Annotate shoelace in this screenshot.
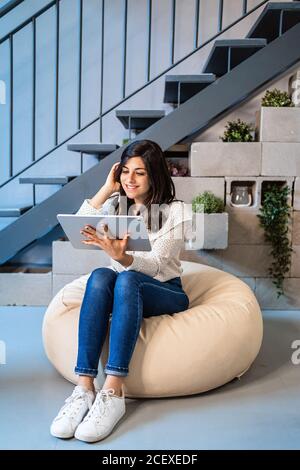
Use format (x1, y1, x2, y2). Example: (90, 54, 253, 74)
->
(84, 388, 116, 424)
(56, 388, 94, 420)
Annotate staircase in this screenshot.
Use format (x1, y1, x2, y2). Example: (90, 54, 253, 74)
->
(1, 1, 300, 293)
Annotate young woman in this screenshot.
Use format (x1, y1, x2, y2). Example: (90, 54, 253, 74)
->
(50, 139, 191, 443)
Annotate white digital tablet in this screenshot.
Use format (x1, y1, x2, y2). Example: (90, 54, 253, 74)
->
(57, 214, 152, 251)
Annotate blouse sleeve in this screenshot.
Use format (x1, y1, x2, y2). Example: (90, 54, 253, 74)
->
(76, 193, 119, 216)
(118, 202, 193, 278)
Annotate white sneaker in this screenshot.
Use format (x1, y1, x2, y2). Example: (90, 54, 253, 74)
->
(50, 385, 95, 439)
(74, 387, 126, 443)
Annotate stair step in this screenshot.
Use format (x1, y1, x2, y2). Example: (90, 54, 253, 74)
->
(163, 74, 216, 105)
(0, 265, 51, 273)
(19, 176, 77, 185)
(203, 38, 267, 76)
(67, 143, 119, 157)
(0, 206, 32, 217)
(247, 2, 300, 43)
(115, 110, 165, 130)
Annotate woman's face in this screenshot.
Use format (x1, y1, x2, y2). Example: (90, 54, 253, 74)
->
(120, 156, 150, 204)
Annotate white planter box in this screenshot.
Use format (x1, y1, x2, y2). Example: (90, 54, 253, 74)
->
(190, 142, 261, 176)
(256, 107, 300, 142)
(185, 212, 228, 250)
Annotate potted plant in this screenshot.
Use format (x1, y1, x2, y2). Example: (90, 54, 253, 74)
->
(257, 183, 293, 297)
(256, 87, 300, 142)
(167, 158, 189, 176)
(261, 88, 294, 107)
(191, 118, 260, 177)
(186, 191, 228, 250)
(220, 118, 254, 142)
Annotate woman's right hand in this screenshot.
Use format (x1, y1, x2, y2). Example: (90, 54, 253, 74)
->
(103, 162, 121, 195)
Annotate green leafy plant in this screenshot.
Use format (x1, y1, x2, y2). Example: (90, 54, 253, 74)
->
(257, 184, 293, 297)
(192, 191, 225, 214)
(261, 88, 294, 107)
(220, 118, 254, 142)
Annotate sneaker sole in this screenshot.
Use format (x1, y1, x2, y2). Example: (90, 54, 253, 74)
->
(74, 411, 126, 443)
(74, 427, 112, 443)
(50, 429, 75, 439)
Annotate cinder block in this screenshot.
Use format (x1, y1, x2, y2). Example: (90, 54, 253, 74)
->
(256, 278, 300, 310)
(293, 178, 300, 210)
(257, 176, 294, 200)
(180, 249, 224, 270)
(185, 213, 228, 250)
(0, 272, 52, 306)
(225, 177, 259, 207)
(221, 244, 273, 277)
(226, 205, 266, 245)
(292, 211, 300, 244)
(226, 177, 294, 209)
(173, 177, 225, 202)
(262, 142, 300, 176)
(182, 244, 286, 278)
(52, 274, 81, 296)
(291, 245, 300, 277)
(53, 241, 111, 275)
(224, 246, 270, 277)
(256, 107, 300, 142)
(190, 142, 261, 176)
(230, 185, 293, 244)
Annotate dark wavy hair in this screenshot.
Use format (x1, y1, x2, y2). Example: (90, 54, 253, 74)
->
(113, 139, 178, 231)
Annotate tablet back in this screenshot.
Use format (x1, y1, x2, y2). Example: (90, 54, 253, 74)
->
(57, 214, 152, 251)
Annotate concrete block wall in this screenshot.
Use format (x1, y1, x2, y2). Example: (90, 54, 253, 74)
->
(52, 241, 111, 296)
(181, 105, 300, 309)
(0, 270, 52, 306)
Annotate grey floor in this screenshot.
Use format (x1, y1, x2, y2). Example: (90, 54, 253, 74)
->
(0, 306, 299, 450)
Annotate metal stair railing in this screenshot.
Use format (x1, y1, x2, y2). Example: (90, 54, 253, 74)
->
(0, 0, 269, 189)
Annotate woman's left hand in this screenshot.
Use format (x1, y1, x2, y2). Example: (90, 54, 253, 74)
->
(80, 224, 130, 261)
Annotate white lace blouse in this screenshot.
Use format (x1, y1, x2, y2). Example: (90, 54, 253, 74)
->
(76, 193, 192, 282)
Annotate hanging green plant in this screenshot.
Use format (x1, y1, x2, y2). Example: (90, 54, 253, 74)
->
(192, 191, 224, 214)
(220, 118, 254, 142)
(261, 88, 294, 107)
(257, 184, 293, 297)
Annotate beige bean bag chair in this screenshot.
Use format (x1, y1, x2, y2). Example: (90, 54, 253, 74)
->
(42, 261, 263, 398)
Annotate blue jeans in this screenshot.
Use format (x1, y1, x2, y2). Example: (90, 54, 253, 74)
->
(75, 268, 189, 378)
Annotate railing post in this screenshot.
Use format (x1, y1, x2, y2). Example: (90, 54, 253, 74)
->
(177, 81, 181, 107)
(170, 0, 176, 64)
(55, 0, 60, 146)
(279, 9, 284, 36)
(227, 46, 232, 73)
(32, 17, 36, 162)
(99, 0, 105, 141)
(122, 0, 128, 99)
(78, 0, 83, 130)
(146, 0, 152, 82)
(33, 184, 36, 206)
(9, 34, 13, 177)
(194, 0, 200, 49)
(218, 0, 224, 32)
